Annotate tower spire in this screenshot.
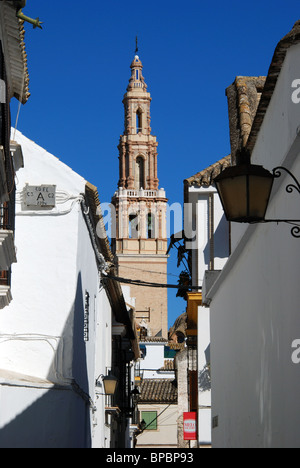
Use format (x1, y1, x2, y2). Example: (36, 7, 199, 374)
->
(135, 36, 139, 55)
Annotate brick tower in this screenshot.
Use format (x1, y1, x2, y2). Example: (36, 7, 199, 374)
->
(112, 54, 168, 338)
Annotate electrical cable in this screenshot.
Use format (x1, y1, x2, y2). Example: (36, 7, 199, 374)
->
(137, 404, 171, 435)
(118, 264, 180, 279)
(104, 273, 202, 291)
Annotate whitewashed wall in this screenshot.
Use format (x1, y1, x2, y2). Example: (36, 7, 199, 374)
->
(0, 130, 112, 448)
(187, 187, 229, 287)
(185, 184, 229, 446)
(140, 341, 173, 379)
(210, 43, 300, 448)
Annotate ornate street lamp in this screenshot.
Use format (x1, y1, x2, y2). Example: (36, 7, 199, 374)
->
(214, 149, 300, 238)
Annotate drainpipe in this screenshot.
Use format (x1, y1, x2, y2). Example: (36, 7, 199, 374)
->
(14, 0, 43, 29)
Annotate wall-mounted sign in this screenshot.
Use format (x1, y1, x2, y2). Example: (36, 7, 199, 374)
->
(183, 412, 197, 441)
(25, 185, 56, 207)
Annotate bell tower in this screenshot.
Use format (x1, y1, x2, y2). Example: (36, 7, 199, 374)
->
(112, 54, 168, 338)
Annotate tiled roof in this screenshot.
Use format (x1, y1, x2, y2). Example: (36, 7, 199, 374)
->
(85, 182, 139, 353)
(169, 312, 187, 336)
(139, 379, 177, 404)
(168, 342, 185, 351)
(85, 182, 114, 264)
(184, 155, 231, 188)
(226, 77, 265, 163)
(139, 337, 168, 343)
(226, 21, 300, 162)
(0, 1, 30, 103)
(159, 360, 175, 371)
(247, 20, 300, 154)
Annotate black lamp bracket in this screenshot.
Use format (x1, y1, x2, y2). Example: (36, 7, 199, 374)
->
(259, 166, 300, 238)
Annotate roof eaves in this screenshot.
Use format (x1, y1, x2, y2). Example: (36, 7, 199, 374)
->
(139, 379, 178, 404)
(184, 155, 231, 189)
(85, 182, 114, 265)
(0, 2, 30, 104)
(246, 20, 300, 154)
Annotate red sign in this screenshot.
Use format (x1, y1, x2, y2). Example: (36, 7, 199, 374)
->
(183, 412, 197, 441)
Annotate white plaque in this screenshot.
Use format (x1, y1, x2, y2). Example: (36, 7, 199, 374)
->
(25, 185, 56, 207)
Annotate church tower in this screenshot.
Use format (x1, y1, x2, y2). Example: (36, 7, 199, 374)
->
(112, 54, 168, 338)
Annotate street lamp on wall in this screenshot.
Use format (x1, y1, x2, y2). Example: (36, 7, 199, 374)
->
(96, 373, 118, 396)
(214, 149, 300, 238)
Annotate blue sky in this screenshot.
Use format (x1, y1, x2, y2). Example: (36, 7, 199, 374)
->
(12, 0, 300, 327)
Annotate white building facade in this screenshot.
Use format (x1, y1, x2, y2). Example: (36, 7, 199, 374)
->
(205, 22, 300, 448)
(0, 1, 30, 308)
(0, 130, 137, 448)
(184, 161, 230, 447)
(136, 338, 178, 448)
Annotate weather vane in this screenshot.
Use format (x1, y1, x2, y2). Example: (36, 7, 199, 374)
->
(135, 36, 139, 55)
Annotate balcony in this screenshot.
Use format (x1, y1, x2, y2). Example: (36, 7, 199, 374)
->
(0, 203, 16, 309)
(0, 270, 12, 308)
(114, 188, 166, 199)
(0, 204, 16, 270)
(0, 145, 8, 203)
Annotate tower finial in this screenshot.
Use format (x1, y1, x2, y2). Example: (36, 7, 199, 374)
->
(135, 36, 139, 55)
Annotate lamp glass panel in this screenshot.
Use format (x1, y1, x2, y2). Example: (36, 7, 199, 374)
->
(103, 377, 118, 395)
(248, 175, 274, 221)
(216, 175, 248, 221)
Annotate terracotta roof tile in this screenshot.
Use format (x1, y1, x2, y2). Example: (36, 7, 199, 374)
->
(159, 360, 175, 371)
(140, 379, 177, 404)
(226, 21, 300, 161)
(139, 337, 168, 343)
(0, 2, 30, 103)
(184, 155, 231, 188)
(226, 77, 266, 163)
(247, 20, 300, 154)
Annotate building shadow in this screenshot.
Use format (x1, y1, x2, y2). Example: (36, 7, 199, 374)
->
(0, 273, 92, 448)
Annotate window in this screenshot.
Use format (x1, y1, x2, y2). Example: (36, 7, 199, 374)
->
(136, 70, 139, 80)
(129, 214, 139, 239)
(140, 344, 147, 358)
(136, 109, 142, 133)
(136, 157, 144, 189)
(141, 411, 158, 431)
(164, 346, 177, 359)
(189, 371, 198, 412)
(147, 213, 155, 238)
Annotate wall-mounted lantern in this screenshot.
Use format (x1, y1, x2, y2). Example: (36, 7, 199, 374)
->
(96, 373, 118, 396)
(214, 149, 300, 238)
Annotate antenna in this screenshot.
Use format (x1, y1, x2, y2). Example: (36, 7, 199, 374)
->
(135, 36, 139, 55)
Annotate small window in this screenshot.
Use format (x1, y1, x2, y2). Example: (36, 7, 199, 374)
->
(136, 70, 139, 80)
(136, 110, 142, 133)
(164, 346, 177, 359)
(147, 213, 155, 238)
(136, 157, 144, 188)
(140, 344, 147, 358)
(141, 411, 158, 431)
(129, 214, 139, 239)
